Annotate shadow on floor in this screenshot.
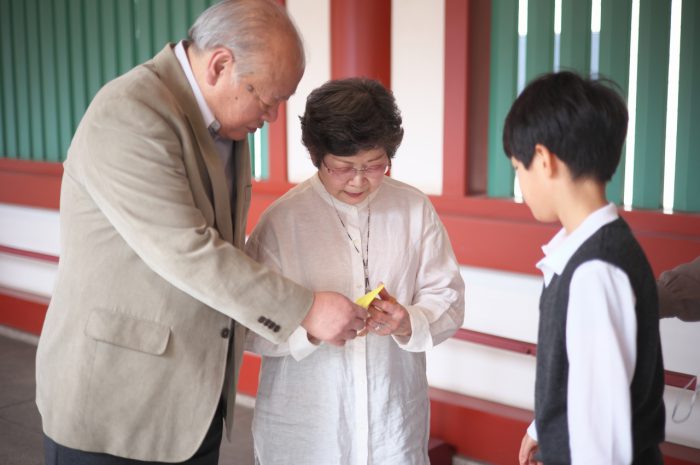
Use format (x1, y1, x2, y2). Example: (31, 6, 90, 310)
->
(0, 331, 254, 465)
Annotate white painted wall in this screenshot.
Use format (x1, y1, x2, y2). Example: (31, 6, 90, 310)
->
(286, 0, 446, 194)
(0, 203, 60, 256)
(427, 263, 700, 448)
(390, 0, 446, 195)
(2, 202, 698, 447)
(459, 266, 541, 343)
(0, 204, 59, 297)
(286, 0, 331, 184)
(424, 266, 542, 410)
(0, 253, 57, 298)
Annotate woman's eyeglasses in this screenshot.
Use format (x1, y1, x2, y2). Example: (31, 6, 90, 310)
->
(322, 159, 391, 181)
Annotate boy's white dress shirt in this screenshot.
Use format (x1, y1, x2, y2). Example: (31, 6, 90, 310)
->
(528, 203, 638, 465)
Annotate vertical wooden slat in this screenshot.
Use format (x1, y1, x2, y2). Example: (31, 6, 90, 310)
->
(84, 0, 102, 102)
(189, 0, 208, 26)
(39, 0, 61, 161)
(26, 0, 45, 159)
(599, 0, 632, 204)
(101, 0, 119, 83)
(68, 0, 88, 132)
(0, 0, 18, 157)
(116, 0, 135, 75)
(134, 0, 154, 64)
(632, 0, 671, 210)
(247, 126, 271, 180)
(559, 0, 591, 74)
(171, 0, 190, 41)
(153, 0, 172, 47)
(247, 133, 256, 176)
(525, 0, 554, 83)
(54, 0, 74, 159)
(260, 123, 270, 180)
(185, 1, 194, 28)
(0, 0, 288, 164)
(467, 0, 492, 195)
(487, 0, 518, 197)
(673, 0, 700, 212)
(13, 0, 31, 158)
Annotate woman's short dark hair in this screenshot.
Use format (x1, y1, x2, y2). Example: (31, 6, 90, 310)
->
(301, 78, 404, 167)
(503, 71, 628, 182)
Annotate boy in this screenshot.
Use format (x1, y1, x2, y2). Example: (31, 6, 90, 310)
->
(504, 71, 665, 465)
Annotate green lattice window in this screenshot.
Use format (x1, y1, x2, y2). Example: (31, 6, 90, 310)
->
(0, 0, 269, 179)
(486, 0, 698, 212)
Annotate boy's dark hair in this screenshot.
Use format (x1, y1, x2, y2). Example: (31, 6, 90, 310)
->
(503, 71, 628, 182)
(301, 77, 404, 167)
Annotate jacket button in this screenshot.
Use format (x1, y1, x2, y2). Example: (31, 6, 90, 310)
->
(273, 325, 280, 333)
(220, 328, 230, 338)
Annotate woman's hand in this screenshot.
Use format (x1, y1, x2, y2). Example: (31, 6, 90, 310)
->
(366, 287, 412, 338)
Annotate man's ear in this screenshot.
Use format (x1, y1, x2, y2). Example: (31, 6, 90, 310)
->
(534, 143, 558, 178)
(205, 48, 234, 86)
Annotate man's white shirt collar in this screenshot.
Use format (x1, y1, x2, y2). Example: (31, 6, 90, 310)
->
(536, 202, 619, 285)
(174, 41, 219, 133)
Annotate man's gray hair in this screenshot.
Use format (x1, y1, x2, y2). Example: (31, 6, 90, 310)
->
(188, 0, 305, 77)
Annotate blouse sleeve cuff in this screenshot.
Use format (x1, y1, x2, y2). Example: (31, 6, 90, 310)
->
(392, 305, 432, 352)
(288, 326, 320, 361)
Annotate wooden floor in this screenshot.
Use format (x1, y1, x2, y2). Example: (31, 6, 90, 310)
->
(0, 330, 255, 465)
(0, 327, 488, 465)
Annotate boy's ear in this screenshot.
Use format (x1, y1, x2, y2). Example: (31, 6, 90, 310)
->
(534, 143, 558, 178)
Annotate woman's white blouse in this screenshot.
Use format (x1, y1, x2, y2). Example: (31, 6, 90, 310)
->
(245, 173, 465, 465)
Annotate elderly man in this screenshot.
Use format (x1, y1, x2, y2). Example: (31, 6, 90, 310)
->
(35, 1, 366, 464)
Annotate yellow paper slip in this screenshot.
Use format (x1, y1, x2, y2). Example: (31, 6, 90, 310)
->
(355, 284, 385, 309)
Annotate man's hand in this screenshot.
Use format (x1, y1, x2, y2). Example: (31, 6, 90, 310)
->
(518, 433, 542, 465)
(301, 292, 367, 346)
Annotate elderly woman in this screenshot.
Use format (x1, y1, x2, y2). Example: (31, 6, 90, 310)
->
(245, 78, 465, 465)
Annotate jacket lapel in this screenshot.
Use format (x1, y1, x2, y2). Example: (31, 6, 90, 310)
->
(151, 44, 234, 243)
(232, 139, 251, 247)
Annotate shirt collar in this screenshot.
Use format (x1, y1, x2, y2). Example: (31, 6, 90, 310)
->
(174, 41, 220, 136)
(536, 202, 619, 285)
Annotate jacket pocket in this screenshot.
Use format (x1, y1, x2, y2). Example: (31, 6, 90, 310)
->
(84, 308, 171, 355)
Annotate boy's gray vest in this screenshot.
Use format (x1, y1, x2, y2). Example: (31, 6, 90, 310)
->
(535, 217, 665, 465)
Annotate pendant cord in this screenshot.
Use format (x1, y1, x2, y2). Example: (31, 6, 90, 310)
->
(330, 196, 371, 293)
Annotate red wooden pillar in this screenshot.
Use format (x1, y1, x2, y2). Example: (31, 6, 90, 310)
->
(442, 0, 491, 198)
(266, 0, 290, 187)
(330, 0, 391, 88)
(442, 0, 470, 198)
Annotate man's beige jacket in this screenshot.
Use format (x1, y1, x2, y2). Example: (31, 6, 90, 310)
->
(35, 44, 313, 462)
